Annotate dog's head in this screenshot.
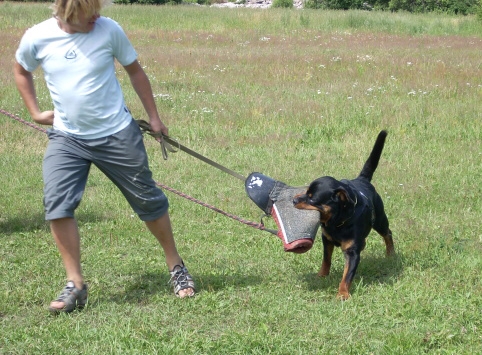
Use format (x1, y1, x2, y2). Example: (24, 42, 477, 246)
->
(293, 176, 357, 226)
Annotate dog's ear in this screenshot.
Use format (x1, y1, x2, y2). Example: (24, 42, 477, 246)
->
(334, 188, 356, 205)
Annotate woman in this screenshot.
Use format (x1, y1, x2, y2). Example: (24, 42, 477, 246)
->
(14, 0, 195, 313)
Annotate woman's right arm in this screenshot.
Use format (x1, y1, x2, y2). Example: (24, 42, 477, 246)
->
(13, 61, 54, 125)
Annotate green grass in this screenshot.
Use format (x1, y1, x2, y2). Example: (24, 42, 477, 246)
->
(1, 2, 482, 354)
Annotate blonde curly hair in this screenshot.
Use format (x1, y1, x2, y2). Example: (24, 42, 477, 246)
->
(52, 0, 112, 24)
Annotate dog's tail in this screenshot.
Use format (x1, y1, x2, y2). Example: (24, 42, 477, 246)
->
(358, 130, 388, 181)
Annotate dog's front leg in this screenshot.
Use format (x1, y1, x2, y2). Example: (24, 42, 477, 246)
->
(318, 234, 334, 277)
(337, 246, 361, 300)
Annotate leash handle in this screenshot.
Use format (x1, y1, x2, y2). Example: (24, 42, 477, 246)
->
(160, 136, 179, 160)
(136, 119, 174, 159)
(136, 119, 246, 181)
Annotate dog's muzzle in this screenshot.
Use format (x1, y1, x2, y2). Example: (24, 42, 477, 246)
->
(245, 172, 320, 253)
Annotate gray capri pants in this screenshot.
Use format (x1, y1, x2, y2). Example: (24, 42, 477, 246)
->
(43, 119, 169, 221)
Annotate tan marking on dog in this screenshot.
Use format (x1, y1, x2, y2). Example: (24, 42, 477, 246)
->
(337, 263, 351, 300)
(318, 242, 334, 277)
(319, 205, 332, 225)
(322, 229, 334, 242)
(341, 239, 355, 251)
(292, 202, 322, 212)
(382, 229, 395, 256)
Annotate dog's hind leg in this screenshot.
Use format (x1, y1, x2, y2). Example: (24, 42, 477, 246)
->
(372, 195, 395, 256)
(373, 216, 395, 256)
(380, 228, 395, 256)
(373, 220, 395, 256)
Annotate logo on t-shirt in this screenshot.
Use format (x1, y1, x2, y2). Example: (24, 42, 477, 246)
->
(65, 49, 77, 59)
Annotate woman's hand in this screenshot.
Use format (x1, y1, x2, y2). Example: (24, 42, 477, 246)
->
(148, 116, 168, 138)
(32, 110, 54, 125)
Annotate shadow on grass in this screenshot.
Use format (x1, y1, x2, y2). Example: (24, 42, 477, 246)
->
(0, 211, 116, 236)
(106, 271, 262, 305)
(0, 212, 48, 235)
(301, 253, 403, 294)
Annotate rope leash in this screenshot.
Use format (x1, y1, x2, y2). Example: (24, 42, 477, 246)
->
(1, 109, 47, 134)
(1, 109, 274, 234)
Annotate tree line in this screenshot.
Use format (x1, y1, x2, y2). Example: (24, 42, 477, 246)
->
(9, 0, 482, 16)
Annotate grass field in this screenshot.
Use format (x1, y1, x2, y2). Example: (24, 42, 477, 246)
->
(1, 2, 481, 354)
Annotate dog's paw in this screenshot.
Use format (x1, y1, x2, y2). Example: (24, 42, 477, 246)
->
(336, 291, 350, 301)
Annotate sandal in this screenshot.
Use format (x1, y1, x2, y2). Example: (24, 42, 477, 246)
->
(48, 281, 88, 314)
(169, 263, 195, 298)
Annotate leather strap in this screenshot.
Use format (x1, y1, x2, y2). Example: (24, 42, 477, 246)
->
(136, 119, 246, 181)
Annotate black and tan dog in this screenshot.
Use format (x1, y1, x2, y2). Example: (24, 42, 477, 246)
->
(293, 130, 395, 300)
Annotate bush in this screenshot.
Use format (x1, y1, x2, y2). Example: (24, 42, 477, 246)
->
(272, 0, 294, 7)
(113, 0, 182, 4)
(305, 0, 478, 12)
(388, 0, 478, 14)
(305, 0, 368, 10)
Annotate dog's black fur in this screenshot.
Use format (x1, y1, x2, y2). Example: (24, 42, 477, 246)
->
(293, 130, 395, 300)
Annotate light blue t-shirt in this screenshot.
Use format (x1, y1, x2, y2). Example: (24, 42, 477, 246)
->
(16, 17, 138, 139)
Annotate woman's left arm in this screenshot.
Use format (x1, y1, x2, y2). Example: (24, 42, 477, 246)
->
(124, 60, 168, 136)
